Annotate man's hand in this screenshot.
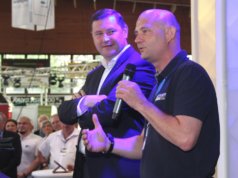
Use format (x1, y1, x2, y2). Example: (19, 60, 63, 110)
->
(82, 114, 110, 153)
(17, 172, 26, 178)
(72, 89, 86, 99)
(116, 80, 147, 111)
(83, 95, 107, 107)
(67, 164, 74, 172)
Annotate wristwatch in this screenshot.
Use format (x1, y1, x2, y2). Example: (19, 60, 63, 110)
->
(105, 133, 114, 154)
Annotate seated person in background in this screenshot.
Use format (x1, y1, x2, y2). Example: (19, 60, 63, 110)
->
(37, 121, 79, 171)
(50, 114, 62, 131)
(5, 119, 18, 133)
(41, 120, 54, 139)
(17, 116, 42, 178)
(34, 114, 49, 137)
(0, 112, 22, 178)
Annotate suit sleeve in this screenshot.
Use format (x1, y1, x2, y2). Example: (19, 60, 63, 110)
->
(58, 66, 103, 125)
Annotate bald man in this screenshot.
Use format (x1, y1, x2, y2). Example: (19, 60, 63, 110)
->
(17, 116, 42, 178)
(82, 9, 220, 178)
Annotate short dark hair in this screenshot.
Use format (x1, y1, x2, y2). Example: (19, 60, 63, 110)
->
(91, 8, 127, 29)
(5, 119, 18, 127)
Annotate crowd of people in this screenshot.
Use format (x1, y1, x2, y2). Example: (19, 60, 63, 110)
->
(0, 112, 79, 178)
(1, 7, 219, 178)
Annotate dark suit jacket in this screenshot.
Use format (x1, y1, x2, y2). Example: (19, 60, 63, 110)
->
(59, 46, 155, 178)
(0, 131, 22, 178)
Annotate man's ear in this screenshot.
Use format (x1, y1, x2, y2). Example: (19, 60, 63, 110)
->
(123, 26, 129, 39)
(165, 26, 176, 43)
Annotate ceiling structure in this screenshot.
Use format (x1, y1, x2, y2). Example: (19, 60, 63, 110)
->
(0, 0, 191, 90)
(113, 0, 190, 12)
(0, 60, 100, 88)
(0, 0, 191, 54)
(55, 0, 190, 9)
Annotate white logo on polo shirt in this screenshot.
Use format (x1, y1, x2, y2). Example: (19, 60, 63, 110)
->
(155, 93, 166, 101)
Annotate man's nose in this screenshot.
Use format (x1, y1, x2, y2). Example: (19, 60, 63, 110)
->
(134, 35, 141, 44)
(103, 33, 110, 41)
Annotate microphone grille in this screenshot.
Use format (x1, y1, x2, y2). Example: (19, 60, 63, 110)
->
(124, 64, 136, 77)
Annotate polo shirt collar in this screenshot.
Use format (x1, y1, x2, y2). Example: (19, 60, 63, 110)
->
(155, 50, 188, 83)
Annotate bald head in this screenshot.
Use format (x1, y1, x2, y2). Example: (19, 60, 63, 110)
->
(18, 116, 33, 124)
(134, 9, 181, 71)
(17, 116, 34, 135)
(138, 9, 180, 35)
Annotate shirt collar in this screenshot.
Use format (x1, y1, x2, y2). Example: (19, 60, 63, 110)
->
(101, 44, 130, 69)
(155, 50, 188, 82)
(58, 128, 79, 140)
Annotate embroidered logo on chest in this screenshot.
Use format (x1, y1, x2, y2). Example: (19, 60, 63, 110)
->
(155, 93, 166, 101)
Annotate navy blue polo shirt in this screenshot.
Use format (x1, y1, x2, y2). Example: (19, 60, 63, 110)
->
(141, 50, 220, 178)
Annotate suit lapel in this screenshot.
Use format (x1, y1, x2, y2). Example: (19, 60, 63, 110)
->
(109, 46, 134, 74)
(93, 66, 105, 93)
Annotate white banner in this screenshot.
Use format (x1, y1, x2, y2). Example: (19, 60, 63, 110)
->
(12, 0, 54, 31)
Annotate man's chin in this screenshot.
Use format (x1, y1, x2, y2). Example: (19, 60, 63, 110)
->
(102, 53, 116, 60)
(141, 55, 154, 64)
(140, 53, 148, 60)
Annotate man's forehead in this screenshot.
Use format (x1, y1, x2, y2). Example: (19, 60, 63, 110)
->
(93, 15, 117, 26)
(18, 119, 30, 124)
(39, 118, 47, 123)
(135, 18, 152, 30)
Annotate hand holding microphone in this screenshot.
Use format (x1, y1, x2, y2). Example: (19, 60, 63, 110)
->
(112, 64, 136, 120)
(112, 64, 149, 120)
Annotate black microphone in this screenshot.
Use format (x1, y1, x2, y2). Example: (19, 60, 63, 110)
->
(112, 64, 136, 120)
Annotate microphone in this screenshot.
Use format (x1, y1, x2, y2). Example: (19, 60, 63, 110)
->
(112, 64, 136, 120)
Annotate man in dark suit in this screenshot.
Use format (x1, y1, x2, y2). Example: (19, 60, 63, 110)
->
(0, 112, 22, 178)
(58, 8, 155, 178)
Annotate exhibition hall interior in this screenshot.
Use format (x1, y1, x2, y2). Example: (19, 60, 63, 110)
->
(1, 0, 191, 129)
(0, 0, 237, 178)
